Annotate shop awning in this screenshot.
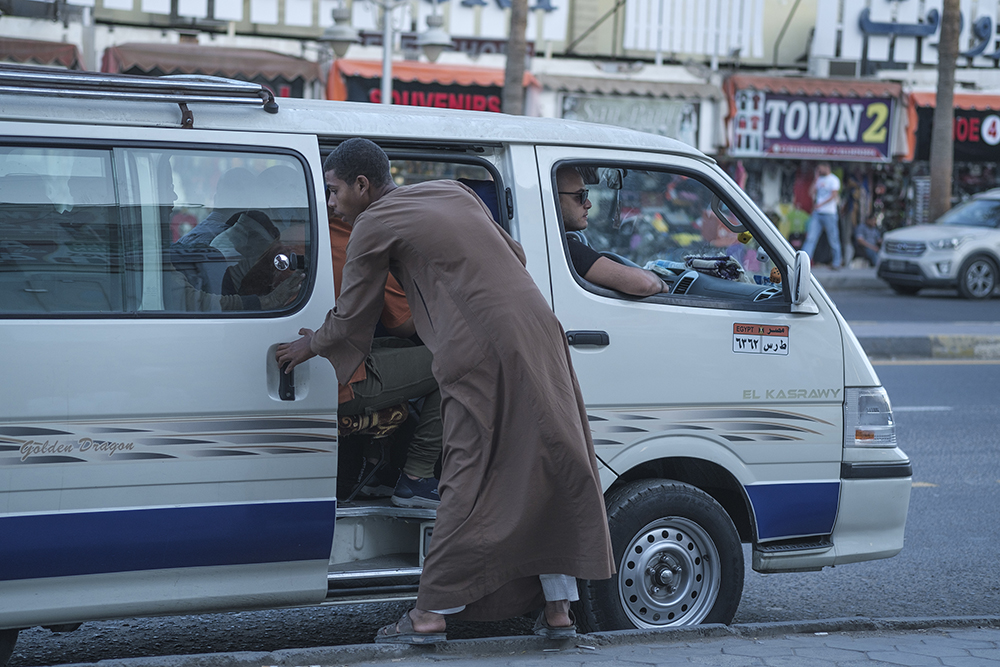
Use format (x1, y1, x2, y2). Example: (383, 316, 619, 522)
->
(905, 90, 1000, 161)
(537, 74, 723, 101)
(725, 74, 903, 100)
(102, 43, 319, 82)
(328, 59, 538, 101)
(0, 37, 82, 70)
(908, 90, 1000, 110)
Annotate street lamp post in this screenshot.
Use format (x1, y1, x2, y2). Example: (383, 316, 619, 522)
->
(320, 0, 452, 106)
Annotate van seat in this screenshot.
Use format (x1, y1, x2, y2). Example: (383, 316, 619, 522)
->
(458, 178, 501, 224)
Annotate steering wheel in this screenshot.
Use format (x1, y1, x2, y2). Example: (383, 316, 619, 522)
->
(599, 251, 641, 268)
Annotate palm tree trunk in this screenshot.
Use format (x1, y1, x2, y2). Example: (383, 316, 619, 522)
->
(502, 0, 529, 115)
(929, 0, 961, 222)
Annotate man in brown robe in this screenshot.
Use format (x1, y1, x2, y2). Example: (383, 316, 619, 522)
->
(276, 138, 613, 642)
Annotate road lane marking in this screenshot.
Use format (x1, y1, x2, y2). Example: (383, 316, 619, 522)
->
(912, 482, 938, 488)
(893, 406, 952, 412)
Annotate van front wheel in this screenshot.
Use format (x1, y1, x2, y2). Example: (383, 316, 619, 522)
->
(0, 629, 18, 667)
(578, 480, 743, 631)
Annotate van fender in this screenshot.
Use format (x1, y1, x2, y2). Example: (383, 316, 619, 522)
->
(603, 433, 754, 490)
(600, 434, 756, 541)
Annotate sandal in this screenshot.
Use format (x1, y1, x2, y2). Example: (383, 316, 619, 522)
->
(533, 609, 577, 639)
(374, 610, 447, 645)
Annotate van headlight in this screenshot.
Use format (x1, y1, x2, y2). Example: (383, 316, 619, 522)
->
(844, 387, 897, 448)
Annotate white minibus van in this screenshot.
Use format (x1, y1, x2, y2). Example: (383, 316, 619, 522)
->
(0, 66, 910, 664)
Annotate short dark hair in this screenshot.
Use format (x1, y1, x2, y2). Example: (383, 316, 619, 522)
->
(323, 138, 391, 188)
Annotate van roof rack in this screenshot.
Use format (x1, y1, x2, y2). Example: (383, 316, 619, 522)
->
(0, 65, 279, 128)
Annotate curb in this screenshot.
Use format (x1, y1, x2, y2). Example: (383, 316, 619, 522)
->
(858, 334, 1000, 359)
(50, 616, 1000, 667)
(812, 270, 887, 291)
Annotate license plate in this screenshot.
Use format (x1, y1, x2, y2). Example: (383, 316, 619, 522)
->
(886, 260, 907, 272)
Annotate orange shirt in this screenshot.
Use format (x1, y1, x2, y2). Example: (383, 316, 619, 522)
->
(330, 213, 412, 403)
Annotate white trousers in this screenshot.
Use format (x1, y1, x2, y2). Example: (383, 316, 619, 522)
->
(429, 574, 578, 614)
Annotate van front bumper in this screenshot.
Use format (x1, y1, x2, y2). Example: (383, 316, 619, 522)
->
(753, 462, 911, 573)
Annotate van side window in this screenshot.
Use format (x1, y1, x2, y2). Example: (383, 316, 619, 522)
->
(0, 146, 312, 316)
(0, 147, 122, 314)
(389, 160, 503, 226)
(555, 165, 785, 307)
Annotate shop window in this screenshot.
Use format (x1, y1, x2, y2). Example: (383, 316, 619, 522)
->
(0, 145, 312, 316)
(555, 164, 785, 307)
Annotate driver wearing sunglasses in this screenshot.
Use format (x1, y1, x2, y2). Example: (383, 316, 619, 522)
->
(557, 167, 669, 297)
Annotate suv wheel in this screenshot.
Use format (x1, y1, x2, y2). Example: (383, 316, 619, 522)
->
(958, 255, 998, 300)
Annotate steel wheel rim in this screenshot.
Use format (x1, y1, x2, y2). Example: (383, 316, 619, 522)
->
(617, 517, 722, 628)
(965, 260, 996, 298)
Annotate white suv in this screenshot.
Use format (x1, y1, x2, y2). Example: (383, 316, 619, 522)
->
(878, 188, 1000, 299)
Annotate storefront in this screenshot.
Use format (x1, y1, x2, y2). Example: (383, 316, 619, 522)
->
(1, 36, 82, 69)
(327, 59, 539, 113)
(102, 43, 321, 98)
(536, 73, 723, 156)
(723, 74, 906, 262)
(906, 91, 1000, 225)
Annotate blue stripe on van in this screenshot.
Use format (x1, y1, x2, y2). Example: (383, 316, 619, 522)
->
(745, 482, 839, 540)
(0, 500, 336, 582)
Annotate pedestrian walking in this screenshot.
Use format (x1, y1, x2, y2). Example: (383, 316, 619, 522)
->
(802, 161, 843, 269)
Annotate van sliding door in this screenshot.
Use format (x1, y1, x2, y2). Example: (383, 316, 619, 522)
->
(0, 132, 340, 629)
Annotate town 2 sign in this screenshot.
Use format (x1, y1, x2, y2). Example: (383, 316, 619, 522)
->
(731, 89, 894, 161)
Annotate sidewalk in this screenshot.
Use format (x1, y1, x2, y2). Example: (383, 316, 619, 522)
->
(60, 617, 1000, 667)
(811, 266, 1000, 359)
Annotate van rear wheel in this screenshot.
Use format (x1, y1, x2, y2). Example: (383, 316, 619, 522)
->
(578, 480, 743, 631)
(0, 629, 18, 667)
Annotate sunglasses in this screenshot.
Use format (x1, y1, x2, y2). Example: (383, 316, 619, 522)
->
(558, 188, 589, 205)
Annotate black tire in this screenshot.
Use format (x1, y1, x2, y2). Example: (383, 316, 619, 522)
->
(958, 255, 998, 300)
(0, 629, 18, 667)
(578, 480, 743, 632)
(889, 283, 921, 295)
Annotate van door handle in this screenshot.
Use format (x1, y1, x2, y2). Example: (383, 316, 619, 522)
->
(279, 363, 295, 401)
(566, 330, 610, 347)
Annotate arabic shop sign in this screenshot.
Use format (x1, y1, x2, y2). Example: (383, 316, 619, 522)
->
(915, 106, 1000, 162)
(730, 89, 894, 161)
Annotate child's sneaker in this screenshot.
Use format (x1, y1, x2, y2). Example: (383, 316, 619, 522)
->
(391, 475, 440, 509)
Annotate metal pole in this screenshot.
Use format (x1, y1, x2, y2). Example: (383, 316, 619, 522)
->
(381, 3, 393, 105)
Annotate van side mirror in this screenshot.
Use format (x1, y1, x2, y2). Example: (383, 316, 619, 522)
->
(788, 250, 811, 306)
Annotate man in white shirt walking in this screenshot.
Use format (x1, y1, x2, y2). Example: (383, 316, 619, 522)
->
(802, 161, 842, 269)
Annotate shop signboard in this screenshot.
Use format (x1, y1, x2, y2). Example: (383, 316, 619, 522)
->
(915, 107, 1000, 162)
(730, 89, 894, 161)
(342, 75, 503, 112)
(561, 95, 699, 147)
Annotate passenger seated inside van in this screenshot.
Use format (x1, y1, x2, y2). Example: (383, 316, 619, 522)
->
(327, 209, 442, 509)
(171, 167, 256, 295)
(160, 160, 303, 312)
(556, 167, 669, 297)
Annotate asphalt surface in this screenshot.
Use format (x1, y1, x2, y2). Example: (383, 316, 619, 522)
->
(813, 266, 1000, 359)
